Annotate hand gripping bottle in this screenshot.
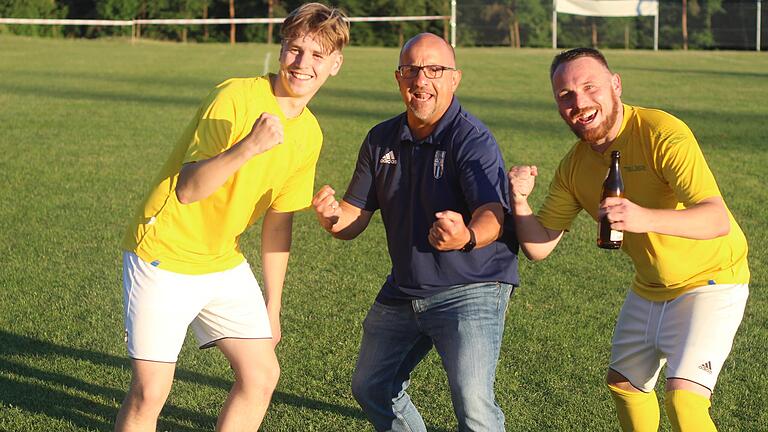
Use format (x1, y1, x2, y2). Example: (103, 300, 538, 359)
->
(597, 150, 624, 249)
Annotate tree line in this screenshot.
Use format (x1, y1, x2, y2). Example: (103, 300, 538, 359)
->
(0, 0, 762, 49)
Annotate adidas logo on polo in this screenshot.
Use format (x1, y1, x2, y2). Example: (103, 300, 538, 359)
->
(379, 151, 397, 165)
(698, 361, 713, 374)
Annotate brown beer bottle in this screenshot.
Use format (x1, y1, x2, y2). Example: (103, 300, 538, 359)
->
(597, 150, 624, 249)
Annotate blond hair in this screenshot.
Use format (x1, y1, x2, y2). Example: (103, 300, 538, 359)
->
(280, 3, 350, 54)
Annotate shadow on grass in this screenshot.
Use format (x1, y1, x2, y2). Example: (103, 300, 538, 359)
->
(0, 329, 384, 430)
(0, 328, 221, 430)
(0, 81, 201, 108)
(620, 65, 768, 79)
(4, 67, 221, 93)
(312, 85, 559, 136)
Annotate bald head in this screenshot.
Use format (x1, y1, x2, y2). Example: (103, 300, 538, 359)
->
(395, 32, 462, 139)
(399, 33, 456, 68)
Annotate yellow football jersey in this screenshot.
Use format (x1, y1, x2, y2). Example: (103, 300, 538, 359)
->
(538, 104, 749, 301)
(122, 76, 322, 274)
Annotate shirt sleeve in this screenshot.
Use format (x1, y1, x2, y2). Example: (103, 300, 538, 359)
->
(343, 132, 379, 211)
(182, 82, 240, 164)
(454, 129, 509, 213)
(270, 133, 323, 213)
(656, 119, 722, 206)
(537, 156, 583, 231)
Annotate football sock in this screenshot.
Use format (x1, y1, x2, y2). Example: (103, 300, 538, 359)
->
(608, 383, 660, 432)
(665, 389, 717, 432)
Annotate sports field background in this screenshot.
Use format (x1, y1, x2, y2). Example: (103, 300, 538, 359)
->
(0, 35, 766, 431)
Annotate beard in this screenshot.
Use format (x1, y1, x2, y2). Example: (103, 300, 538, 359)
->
(406, 86, 437, 122)
(409, 99, 437, 122)
(568, 94, 622, 144)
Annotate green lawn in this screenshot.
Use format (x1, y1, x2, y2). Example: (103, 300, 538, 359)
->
(0, 35, 766, 431)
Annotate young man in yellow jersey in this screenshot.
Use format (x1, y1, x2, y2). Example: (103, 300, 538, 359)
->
(508, 48, 749, 432)
(115, 4, 348, 431)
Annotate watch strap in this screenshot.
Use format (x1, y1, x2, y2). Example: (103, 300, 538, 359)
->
(460, 228, 476, 252)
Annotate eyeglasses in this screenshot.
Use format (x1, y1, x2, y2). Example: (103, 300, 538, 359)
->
(396, 64, 456, 80)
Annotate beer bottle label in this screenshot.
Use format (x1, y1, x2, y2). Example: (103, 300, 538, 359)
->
(610, 229, 623, 242)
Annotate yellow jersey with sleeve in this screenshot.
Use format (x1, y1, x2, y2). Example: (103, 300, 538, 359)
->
(122, 75, 323, 275)
(537, 104, 749, 301)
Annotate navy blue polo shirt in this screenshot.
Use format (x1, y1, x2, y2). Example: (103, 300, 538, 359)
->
(344, 97, 519, 300)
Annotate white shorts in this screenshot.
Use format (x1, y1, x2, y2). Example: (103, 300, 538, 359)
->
(609, 283, 748, 392)
(122, 251, 272, 362)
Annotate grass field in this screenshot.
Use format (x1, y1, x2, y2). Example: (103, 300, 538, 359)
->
(0, 34, 766, 431)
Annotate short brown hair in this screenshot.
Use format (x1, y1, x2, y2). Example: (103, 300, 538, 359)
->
(550, 47, 610, 79)
(280, 3, 350, 54)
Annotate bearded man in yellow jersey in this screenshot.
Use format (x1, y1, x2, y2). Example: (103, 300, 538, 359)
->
(114, 4, 348, 431)
(508, 48, 749, 432)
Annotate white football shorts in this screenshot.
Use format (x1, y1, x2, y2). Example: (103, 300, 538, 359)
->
(609, 283, 748, 392)
(122, 251, 272, 363)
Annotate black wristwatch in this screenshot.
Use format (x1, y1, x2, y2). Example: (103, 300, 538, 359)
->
(460, 228, 477, 253)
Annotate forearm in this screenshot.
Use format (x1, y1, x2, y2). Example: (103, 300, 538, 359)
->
(261, 210, 293, 311)
(511, 199, 562, 261)
(468, 203, 504, 248)
(322, 201, 372, 240)
(262, 252, 289, 312)
(176, 138, 255, 204)
(642, 197, 729, 239)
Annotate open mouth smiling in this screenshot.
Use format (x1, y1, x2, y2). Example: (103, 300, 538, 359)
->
(574, 109, 598, 125)
(412, 91, 434, 102)
(289, 70, 313, 80)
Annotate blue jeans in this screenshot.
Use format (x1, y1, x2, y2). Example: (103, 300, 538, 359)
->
(351, 282, 513, 432)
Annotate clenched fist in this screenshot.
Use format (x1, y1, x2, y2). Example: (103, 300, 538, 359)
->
(507, 165, 538, 202)
(429, 210, 470, 251)
(312, 185, 342, 230)
(244, 112, 284, 157)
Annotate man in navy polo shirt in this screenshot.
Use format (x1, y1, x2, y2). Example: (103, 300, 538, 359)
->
(312, 32, 518, 431)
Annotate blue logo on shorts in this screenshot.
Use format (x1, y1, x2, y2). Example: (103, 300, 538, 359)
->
(150, 260, 161, 267)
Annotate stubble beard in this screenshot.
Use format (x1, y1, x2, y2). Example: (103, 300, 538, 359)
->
(409, 100, 437, 122)
(407, 86, 437, 122)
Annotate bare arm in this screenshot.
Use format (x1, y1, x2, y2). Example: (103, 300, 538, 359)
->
(602, 195, 729, 239)
(176, 113, 284, 204)
(261, 209, 293, 347)
(428, 202, 503, 251)
(508, 165, 564, 261)
(311, 185, 374, 240)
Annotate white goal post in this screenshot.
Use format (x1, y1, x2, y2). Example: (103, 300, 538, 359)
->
(552, 0, 659, 51)
(0, 7, 459, 47)
(759, 0, 763, 51)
